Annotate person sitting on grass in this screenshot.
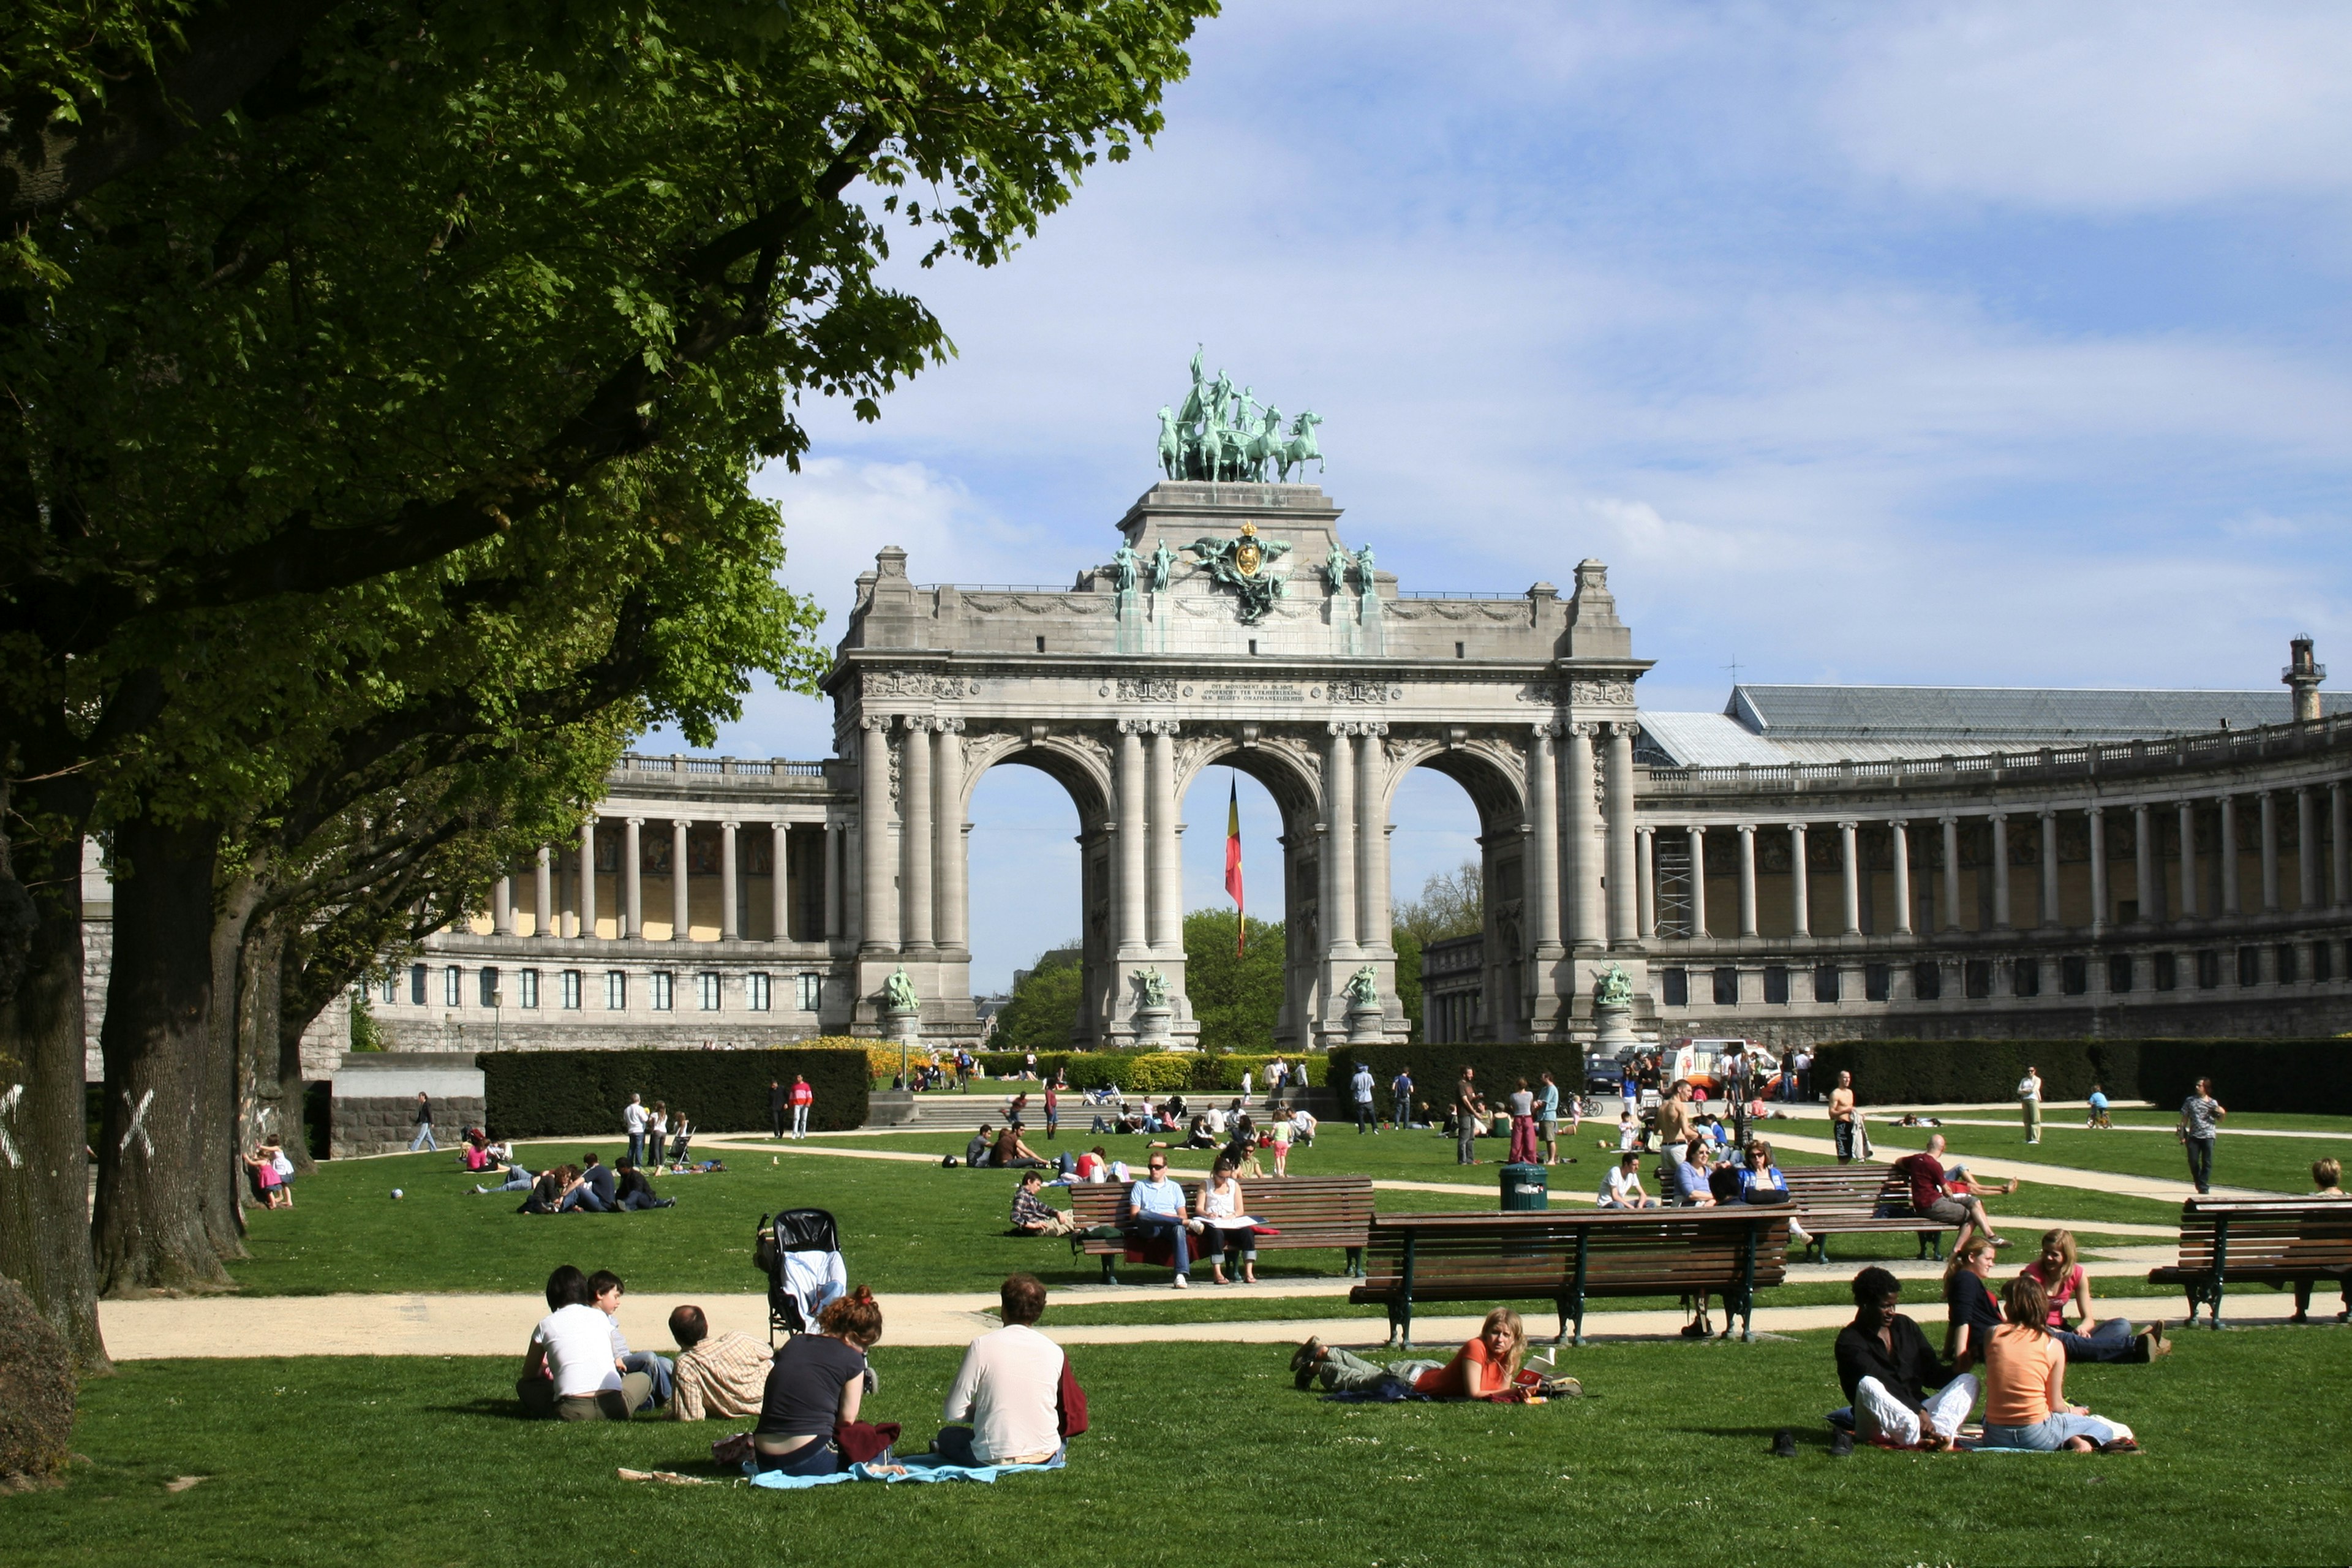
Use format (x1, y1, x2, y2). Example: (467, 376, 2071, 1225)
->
(1977, 1275, 2139, 1453)
(934, 1274, 1082, 1468)
(554, 1153, 616, 1213)
(753, 1286, 885, 1476)
(1073, 1146, 1107, 1183)
(1890, 1134, 2006, 1252)
(1291, 1308, 1576, 1400)
(667, 1304, 772, 1422)
(1942, 1235, 2003, 1373)
(1193, 1158, 1258, 1285)
(518, 1264, 652, 1421)
(2021, 1229, 2165, 1363)
(1833, 1265, 1978, 1452)
(1672, 1140, 1717, 1207)
(1010, 1171, 1077, 1236)
(993, 1121, 1050, 1170)
(591, 1269, 674, 1407)
(2291, 1158, 2350, 1323)
(1221, 1115, 1264, 1178)
(519, 1164, 574, 1213)
(612, 1158, 676, 1211)
(1598, 1152, 1657, 1208)
(1179, 1115, 1219, 1151)
(1123, 1154, 1193, 1289)
(967, 1125, 995, 1169)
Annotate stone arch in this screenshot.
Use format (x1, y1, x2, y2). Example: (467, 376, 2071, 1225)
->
(1379, 732, 1538, 1044)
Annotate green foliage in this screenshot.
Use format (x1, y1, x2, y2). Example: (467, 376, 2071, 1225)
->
(1182, 908, 1284, 1052)
(1391, 925, 1425, 1041)
(1393, 860, 1483, 946)
(990, 948, 1085, 1052)
(1325, 1044, 1585, 1123)
(477, 1047, 868, 1137)
(1813, 1038, 2352, 1115)
(347, 994, 385, 1053)
(973, 1050, 1323, 1092)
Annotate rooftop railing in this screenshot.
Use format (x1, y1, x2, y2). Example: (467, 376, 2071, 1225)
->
(612, 755, 830, 779)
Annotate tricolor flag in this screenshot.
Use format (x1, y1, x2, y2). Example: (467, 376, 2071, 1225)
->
(1224, 775, 1245, 954)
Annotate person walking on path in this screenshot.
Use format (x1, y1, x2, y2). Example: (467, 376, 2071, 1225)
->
(1828, 1072, 1859, 1163)
(2177, 1078, 2225, 1193)
(409, 1091, 439, 1152)
(1455, 1069, 1487, 1166)
(769, 1079, 788, 1140)
(1538, 1071, 1568, 1164)
(1351, 1061, 1376, 1134)
(789, 1075, 814, 1140)
(624, 1093, 647, 1165)
(2018, 1067, 2044, 1144)
(1725, 1044, 1754, 1152)
(1044, 1082, 1060, 1140)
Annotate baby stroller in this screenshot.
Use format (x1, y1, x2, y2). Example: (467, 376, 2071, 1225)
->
(755, 1208, 845, 1346)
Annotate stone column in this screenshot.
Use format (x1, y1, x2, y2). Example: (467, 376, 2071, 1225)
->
(579, 818, 598, 940)
(2177, 801, 2199, 922)
(1890, 819, 1912, 935)
(2219, 794, 2241, 918)
(493, 875, 514, 937)
(1635, 827, 1656, 938)
(1839, 820, 1861, 935)
(2133, 803, 2155, 924)
(900, 717, 934, 951)
(1564, 723, 1601, 949)
(671, 818, 691, 941)
(1150, 723, 1183, 957)
(824, 822, 845, 941)
(2087, 807, 2108, 934)
(624, 818, 643, 938)
(935, 720, 967, 955)
(1735, 823, 1758, 937)
(1605, 722, 1638, 946)
(2259, 790, 2280, 913)
(1687, 826, 1708, 939)
(1940, 815, 1962, 932)
(1116, 722, 1148, 959)
(771, 821, 790, 943)
(1529, 725, 1562, 956)
(533, 846, 553, 939)
(2297, 786, 2320, 910)
(2038, 809, 2060, 929)
(2334, 783, 2349, 908)
(1787, 822, 1810, 937)
(719, 820, 740, 940)
(1989, 813, 2011, 930)
(1324, 723, 1359, 954)
(859, 716, 896, 952)
(1357, 723, 1390, 952)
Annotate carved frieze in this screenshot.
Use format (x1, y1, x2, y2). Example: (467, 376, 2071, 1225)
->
(1571, 677, 1635, 705)
(864, 670, 978, 699)
(1117, 678, 1179, 702)
(1316, 680, 1401, 703)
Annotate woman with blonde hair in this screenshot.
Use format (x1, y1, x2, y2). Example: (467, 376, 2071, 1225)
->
(1294, 1307, 1570, 1398)
(752, 1286, 885, 1475)
(2022, 1229, 2162, 1363)
(1979, 1275, 2138, 1452)
(2292, 1159, 2349, 1322)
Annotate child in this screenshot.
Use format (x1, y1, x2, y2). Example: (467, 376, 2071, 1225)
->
(2086, 1085, 2113, 1130)
(266, 1138, 296, 1206)
(590, 1270, 674, 1407)
(1616, 1112, 1640, 1153)
(244, 1145, 289, 1208)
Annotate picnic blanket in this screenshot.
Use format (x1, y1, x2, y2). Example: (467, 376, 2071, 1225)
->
(747, 1450, 1066, 1489)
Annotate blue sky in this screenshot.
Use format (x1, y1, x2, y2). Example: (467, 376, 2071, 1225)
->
(644, 2, 2352, 991)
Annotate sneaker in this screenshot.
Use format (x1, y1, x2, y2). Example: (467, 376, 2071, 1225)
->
(1829, 1430, 1855, 1457)
(1771, 1428, 1796, 1458)
(1171, 1275, 1189, 1290)
(1289, 1338, 1325, 1376)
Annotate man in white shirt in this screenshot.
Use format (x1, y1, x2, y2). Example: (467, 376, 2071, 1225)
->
(933, 1274, 1078, 1468)
(1123, 1154, 1193, 1287)
(517, 1264, 652, 1420)
(1599, 1153, 1656, 1208)
(2018, 1067, 2044, 1145)
(1351, 1063, 1377, 1134)
(624, 1093, 648, 1166)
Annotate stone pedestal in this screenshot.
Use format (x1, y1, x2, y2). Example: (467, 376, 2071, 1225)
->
(1346, 1005, 1385, 1046)
(884, 1008, 922, 1047)
(1131, 1006, 1174, 1049)
(1594, 1003, 1638, 1050)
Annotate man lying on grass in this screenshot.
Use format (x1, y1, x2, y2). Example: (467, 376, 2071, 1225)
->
(1291, 1310, 1580, 1402)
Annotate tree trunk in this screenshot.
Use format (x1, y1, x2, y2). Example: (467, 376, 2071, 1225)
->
(93, 815, 232, 1297)
(201, 876, 264, 1261)
(233, 909, 293, 1170)
(0, 819, 110, 1369)
(274, 929, 319, 1174)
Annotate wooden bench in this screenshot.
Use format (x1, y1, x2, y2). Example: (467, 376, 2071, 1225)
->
(2148, 1197, 2352, 1327)
(1066, 1175, 1376, 1285)
(1777, 1163, 1946, 1263)
(1348, 1208, 1790, 1346)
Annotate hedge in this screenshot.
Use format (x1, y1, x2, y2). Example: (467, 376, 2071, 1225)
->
(1810, 1038, 2352, 1115)
(1324, 1045, 1586, 1124)
(478, 1048, 870, 1137)
(970, 1051, 1327, 1092)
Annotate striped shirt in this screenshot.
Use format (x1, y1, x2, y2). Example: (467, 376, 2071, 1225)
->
(671, 1331, 772, 1422)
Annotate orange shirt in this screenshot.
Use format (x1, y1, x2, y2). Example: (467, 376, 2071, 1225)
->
(1981, 1324, 2065, 1426)
(1414, 1337, 1507, 1398)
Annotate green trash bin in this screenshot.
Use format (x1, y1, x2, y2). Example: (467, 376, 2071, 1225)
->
(1501, 1162, 1548, 1211)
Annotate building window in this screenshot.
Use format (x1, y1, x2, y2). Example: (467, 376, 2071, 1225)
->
(2195, 950, 2221, 990)
(2315, 943, 2335, 984)
(561, 969, 582, 1010)
(1813, 964, 1839, 1003)
(480, 967, 500, 1008)
(747, 972, 772, 1011)
(1912, 961, 1942, 1001)
(1964, 960, 1991, 1000)
(2061, 956, 2087, 995)
(410, 963, 428, 1005)
(2276, 943, 2299, 984)
(2013, 958, 2040, 997)
(1763, 965, 1790, 1005)
(698, 971, 723, 1011)
(1865, 963, 1890, 1002)
(651, 971, 674, 1011)
(2153, 952, 2177, 992)
(2237, 946, 2260, 987)
(606, 970, 628, 1009)
(519, 969, 540, 1009)
(797, 973, 824, 1012)
(2107, 954, 2133, 993)
(382, 975, 398, 1005)
(445, 966, 464, 1007)
(1711, 967, 1739, 1006)
(1660, 967, 1689, 1008)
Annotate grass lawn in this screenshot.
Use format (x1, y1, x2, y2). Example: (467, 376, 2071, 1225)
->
(17, 1332, 2351, 1566)
(1920, 1122, 2329, 1196)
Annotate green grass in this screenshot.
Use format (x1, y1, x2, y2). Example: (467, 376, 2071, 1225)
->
(1919, 1122, 2328, 1196)
(18, 1333, 2352, 1566)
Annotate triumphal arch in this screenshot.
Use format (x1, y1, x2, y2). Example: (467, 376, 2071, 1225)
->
(826, 358, 1655, 1049)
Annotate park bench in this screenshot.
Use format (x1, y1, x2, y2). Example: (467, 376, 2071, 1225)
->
(2147, 1197, 2352, 1327)
(1066, 1175, 1376, 1284)
(1348, 1208, 1790, 1347)
(1777, 1163, 1945, 1264)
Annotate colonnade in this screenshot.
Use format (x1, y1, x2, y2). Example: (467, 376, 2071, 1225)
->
(489, 813, 837, 943)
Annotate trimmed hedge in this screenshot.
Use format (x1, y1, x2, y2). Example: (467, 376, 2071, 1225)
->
(1324, 1045, 1586, 1123)
(971, 1051, 1327, 1093)
(1811, 1038, 2352, 1116)
(478, 1049, 870, 1137)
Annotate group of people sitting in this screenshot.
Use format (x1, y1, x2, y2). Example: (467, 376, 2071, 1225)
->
(477, 1150, 679, 1212)
(1593, 1137, 1816, 1244)
(518, 1266, 1087, 1477)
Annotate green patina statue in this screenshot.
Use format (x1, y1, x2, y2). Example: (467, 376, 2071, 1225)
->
(1343, 965, 1380, 1008)
(1136, 968, 1170, 1008)
(1187, 520, 1291, 624)
(1595, 963, 1634, 1009)
(1323, 541, 1351, 592)
(1160, 349, 1325, 484)
(1148, 537, 1177, 592)
(1112, 541, 1142, 594)
(884, 968, 918, 1013)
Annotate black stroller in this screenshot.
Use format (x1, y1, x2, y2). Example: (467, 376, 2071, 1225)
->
(755, 1208, 845, 1346)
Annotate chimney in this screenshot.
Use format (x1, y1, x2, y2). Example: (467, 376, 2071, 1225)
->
(2283, 635, 2325, 723)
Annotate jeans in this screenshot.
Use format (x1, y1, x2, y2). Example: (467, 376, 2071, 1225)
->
(1046, 1112, 1058, 1139)
(627, 1132, 644, 1166)
(1854, 1373, 1978, 1447)
(1316, 1345, 1440, 1394)
(484, 1167, 535, 1193)
(755, 1436, 845, 1475)
(1200, 1226, 1256, 1268)
(2052, 1317, 2138, 1363)
(2185, 1136, 2214, 1193)
(1981, 1411, 2130, 1451)
(772, 1108, 786, 1139)
(1125, 1212, 1191, 1276)
(1355, 1102, 1373, 1133)
(559, 1186, 608, 1212)
(409, 1123, 438, 1152)
(622, 1350, 674, 1404)
(792, 1106, 810, 1138)
(1457, 1115, 1477, 1164)
(619, 1190, 666, 1211)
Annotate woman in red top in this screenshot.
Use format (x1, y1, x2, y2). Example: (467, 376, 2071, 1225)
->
(2022, 1229, 2163, 1363)
(1293, 1308, 1570, 1398)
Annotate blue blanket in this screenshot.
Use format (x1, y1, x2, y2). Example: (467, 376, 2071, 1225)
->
(747, 1451, 1066, 1489)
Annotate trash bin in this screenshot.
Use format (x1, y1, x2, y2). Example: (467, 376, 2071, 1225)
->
(1501, 1162, 1548, 1211)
